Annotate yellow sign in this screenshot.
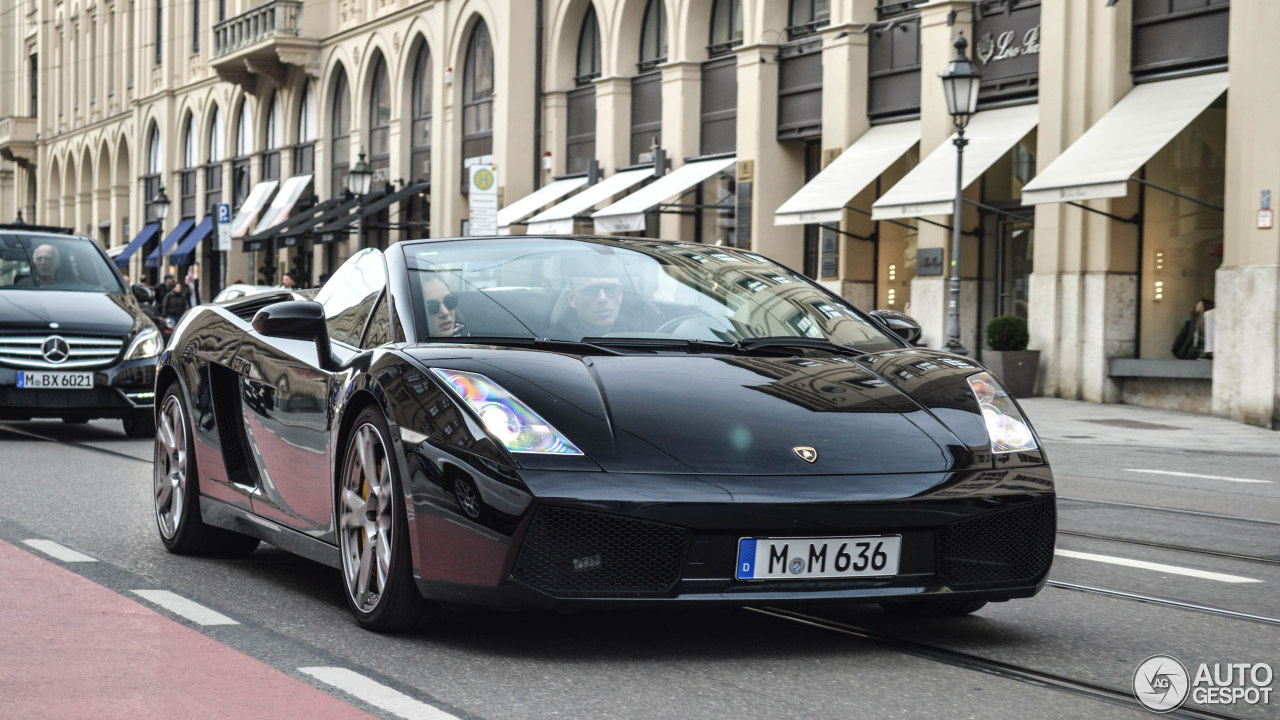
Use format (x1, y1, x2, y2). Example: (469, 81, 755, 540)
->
(473, 167, 496, 191)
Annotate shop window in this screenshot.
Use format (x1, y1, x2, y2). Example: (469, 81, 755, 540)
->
(700, 53, 737, 156)
(462, 20, 495, 175)
(262, 92, 281, 181)
(181, 114, 197, 219)
(1132, 0, 1229, 79)
(331, 67, 351, 196)
(696, 172, 736, 246)
(709, 0, 743, 56)
(568, 9, 600, 175)
(868, 16, 922, 121)
(295, 82, 316, 175)
(639, 0, 668, 71)
(976, 133, 1037, 350)
(778, 39, 823, 141)
(369, 54, 391, 186)
(631, 72, 662, 165)
(787, 0, 830, 39)
(409, 41, 433, 239)
(1139, 108, 1225, 360)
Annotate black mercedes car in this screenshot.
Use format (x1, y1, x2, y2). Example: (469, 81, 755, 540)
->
(0, 225, 160, 436)
(153, 236, 1054, 631)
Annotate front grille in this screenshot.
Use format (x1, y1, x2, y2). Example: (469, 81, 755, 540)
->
(0, 386, 129, 409)
(0, 334, 124, 369)
(938, 499, 1055, 586)
(513, 507, 691, 595)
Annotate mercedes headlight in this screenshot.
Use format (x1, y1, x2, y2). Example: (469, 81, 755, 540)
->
(124, 328, 162, 360)
(432, 369, 583, 455)
(967, 371, 1038, 453)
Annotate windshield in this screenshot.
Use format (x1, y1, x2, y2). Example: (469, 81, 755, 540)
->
(402, 237, 899, 352)
(0, 233, 125, 293)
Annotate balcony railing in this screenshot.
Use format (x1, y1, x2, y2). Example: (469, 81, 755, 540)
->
(213, 1, 303, 58)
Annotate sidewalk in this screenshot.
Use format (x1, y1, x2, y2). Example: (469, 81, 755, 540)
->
(1019, 397, 1280, 456)
(0, 538, 375, 720)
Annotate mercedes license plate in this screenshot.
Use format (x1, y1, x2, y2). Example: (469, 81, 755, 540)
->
(736, 536, 901, 580)
(17, 371, 94, 389)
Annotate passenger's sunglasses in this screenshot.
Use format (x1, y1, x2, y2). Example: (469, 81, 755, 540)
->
(426, 294, 459, 315)
(575, 283, 623, 299)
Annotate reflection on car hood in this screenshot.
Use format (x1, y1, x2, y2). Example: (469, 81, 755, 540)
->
(408, 347, 965, 475)
(0, 289, 137, 335)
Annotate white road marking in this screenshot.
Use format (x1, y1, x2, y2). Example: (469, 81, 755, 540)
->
(22, 539, 97, 563)
(1124, 468, 1271, 484)
(299, 667, 462, 720)
(130, 590, 239, 625)
(1054, 549, 1261, 584)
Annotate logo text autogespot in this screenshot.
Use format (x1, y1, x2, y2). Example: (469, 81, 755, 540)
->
(1133, 655, 1273, 713)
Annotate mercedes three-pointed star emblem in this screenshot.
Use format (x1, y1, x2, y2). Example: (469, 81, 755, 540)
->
(42, 335, 71, 364)
(793, 446, 817, 463)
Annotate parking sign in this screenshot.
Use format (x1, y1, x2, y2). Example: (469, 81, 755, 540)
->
(216, 203, 232, 251)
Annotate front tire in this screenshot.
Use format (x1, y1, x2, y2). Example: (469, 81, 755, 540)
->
(154, 383, 259, 556)
(338, 408, 451, 632)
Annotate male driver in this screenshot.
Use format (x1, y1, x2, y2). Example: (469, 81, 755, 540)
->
(28, 243, 61, 286)
(552, 256, 660, 339)
(422, 273, 468, 337)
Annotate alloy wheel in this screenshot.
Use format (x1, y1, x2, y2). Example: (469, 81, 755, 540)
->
(153, 394, 187, 540)
(339, 423, 394, 614)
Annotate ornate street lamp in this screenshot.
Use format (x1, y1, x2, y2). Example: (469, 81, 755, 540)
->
(153, 184, 172, 222)
(348, 148, 373, 197)
(940, 32, 981, 355)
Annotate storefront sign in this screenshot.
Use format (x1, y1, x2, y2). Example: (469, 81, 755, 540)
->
(975, 26, 1040, 65)
(1258, 209, 1274, 230)
(917, 248, 944, 276)
(973, 0, 1041, 102)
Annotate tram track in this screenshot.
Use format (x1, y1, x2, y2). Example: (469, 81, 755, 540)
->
(1057, 529, 1280, 567)
(751, 606, 1256, 720)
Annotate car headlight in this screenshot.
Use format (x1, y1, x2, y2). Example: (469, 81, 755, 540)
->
(967, 371, 1038, 453)
(124, 328, 162, 360)
(432, 369, 583, 455)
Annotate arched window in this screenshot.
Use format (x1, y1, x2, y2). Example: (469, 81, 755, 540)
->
(295, 82, 316, 174)
(206, 106, 223, 215)
(232, 99, 252, 208)
(331, 66, 351, 196)
(639, 0, 668, 71)
(181, 114, 197, 218)
(709, 0, 744, 55)
(407, 42, 433, 240)
(788, 0, 830, 38)
(148, 125, 162, 175)
(144, 124, 162, 238)
(462, 20, 494, 168)
(262, 91, 282, 180)
(576, 6, 601, 85)
(368, 54, 391, 181)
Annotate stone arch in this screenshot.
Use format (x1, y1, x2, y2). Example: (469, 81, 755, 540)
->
(549, 0, 602, 91)
(46, 156, 62, 226)
(606, 0, 670, 76)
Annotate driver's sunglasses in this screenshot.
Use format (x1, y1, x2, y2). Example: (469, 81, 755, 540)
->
(575, 283, 623, 299)
(426, 294, 459, 315)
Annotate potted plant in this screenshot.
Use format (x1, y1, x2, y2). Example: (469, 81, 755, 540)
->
(983, 315, 1039, 397)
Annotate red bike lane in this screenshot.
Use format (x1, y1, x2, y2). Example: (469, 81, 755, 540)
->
(0, 539, 376, 720)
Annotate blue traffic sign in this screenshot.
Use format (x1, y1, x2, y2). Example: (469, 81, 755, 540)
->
(217, 203, 231, 224)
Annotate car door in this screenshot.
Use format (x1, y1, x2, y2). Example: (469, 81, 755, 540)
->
(236, 249, 387, 538)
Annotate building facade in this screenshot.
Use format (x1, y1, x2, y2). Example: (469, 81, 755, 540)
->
(0, 0, 1275, 429)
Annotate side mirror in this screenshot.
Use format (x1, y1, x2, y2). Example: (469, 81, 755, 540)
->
(132, 283, 155, 305)
(869, 309, 922, 345)
(252, 301, 333, 368)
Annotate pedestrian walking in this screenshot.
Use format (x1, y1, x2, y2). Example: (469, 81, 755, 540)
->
(162, 281, 190, 325)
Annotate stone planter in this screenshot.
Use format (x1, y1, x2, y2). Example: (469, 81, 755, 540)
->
(983, 349, 1041, 397)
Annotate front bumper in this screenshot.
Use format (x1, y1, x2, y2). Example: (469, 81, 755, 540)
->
(408, 459, 1056, 609)
(0, 357, 157, 420)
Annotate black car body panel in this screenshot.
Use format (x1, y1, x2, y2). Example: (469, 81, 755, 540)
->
(158, 238, 1055, 616)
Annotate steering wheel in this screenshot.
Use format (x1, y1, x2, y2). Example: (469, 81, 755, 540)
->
(656, 314, 707, 334)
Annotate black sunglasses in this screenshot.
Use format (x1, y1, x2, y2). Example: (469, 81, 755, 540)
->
(575, 282, 623, 299)
(426, 294, 459, 315)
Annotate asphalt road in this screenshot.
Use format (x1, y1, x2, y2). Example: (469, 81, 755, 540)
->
(0, 399, 1277, 720)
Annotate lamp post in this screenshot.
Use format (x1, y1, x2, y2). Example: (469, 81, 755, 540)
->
(348, 148, 373, 250)
(940, 32, 981, 356)
(153, 184, 171, 222)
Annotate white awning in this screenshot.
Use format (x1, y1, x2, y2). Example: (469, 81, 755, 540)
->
(872, 104, 1039, 220)
(230, 180, 279, 239)
(497, 176, 590, 234)
(254, 174, 313, 233)
(775, 121, 920, 226)
(592, 157, 737, 234)
(1020, 72, 1227, 205)
(526, 168, 655, 235)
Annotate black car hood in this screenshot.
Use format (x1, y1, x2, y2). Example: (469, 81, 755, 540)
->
(407, 347, 970, 475)
(0, 289, 138, 335)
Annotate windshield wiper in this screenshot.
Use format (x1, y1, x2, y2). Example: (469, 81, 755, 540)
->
(731, 336, 867, 357)
(579, 336, 737, 354)
(420, 335, 625, 356)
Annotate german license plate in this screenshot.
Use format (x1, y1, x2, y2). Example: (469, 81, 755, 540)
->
(17, 371, 94, 389)
(736, 536, 901, 580)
